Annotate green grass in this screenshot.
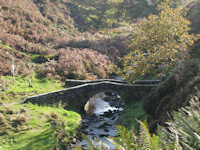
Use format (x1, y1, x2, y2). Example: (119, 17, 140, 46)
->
(0, 74, 82, 149)
(117, 100, 148, 133)
(22, 52, 43, 63)
(0, 103, 81, 150)
(1, 75, 66, 103)
(0, 43, 12, 50)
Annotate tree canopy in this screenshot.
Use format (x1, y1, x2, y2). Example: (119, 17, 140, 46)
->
(119, 0, 198, 82)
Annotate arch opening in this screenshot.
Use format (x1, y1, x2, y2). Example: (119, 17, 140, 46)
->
(84, 92, 123, 115)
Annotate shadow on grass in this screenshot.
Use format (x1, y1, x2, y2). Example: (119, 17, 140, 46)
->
(16, 128, 57, 150)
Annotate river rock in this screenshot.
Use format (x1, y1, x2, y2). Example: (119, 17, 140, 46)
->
(99, 134, 109, 137)
(20, 109, 26, 113)
(104, 129, 109, 132)
(103, 110, 113, 117)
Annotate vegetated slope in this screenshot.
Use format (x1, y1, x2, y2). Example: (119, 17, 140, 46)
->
(0, 0, 75, 77)
(143, 60, 200, 133)
(141, 0, 200, 134)
(0, 0, 131, 80)
(0, 103, 81, 150)
(0, 0, 76, 54)
(67, 0, 160, 32)
(185, 0, 200, 34)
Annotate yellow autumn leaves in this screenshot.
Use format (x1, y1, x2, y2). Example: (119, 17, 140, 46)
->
(119, 0, 198, 82)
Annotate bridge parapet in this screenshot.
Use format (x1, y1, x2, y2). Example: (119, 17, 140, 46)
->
(65, 79, 161, 86)
(65, 79, 127, 86)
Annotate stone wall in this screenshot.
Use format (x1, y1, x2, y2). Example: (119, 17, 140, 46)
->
(65, 79, 161, 86)
(25, 79, 160, 112)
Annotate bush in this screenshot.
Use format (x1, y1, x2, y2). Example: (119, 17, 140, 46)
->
(143, 60, 200, 133)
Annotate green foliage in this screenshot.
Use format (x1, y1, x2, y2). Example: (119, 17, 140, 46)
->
(185, 0, 200, 34)
(85, 121, 159, 149)
(143, 59, 200, 133)
(0, 103, 81, 150)
(69, 0, 125, 31)
(1, 75, 65, 103)
(158, 95, 200, 149)
(117, 100, 148, 131)
(0, 44, 12, 50)
(86, 94, 200, 150)
(115, 0, 159, 22)
(114, 125, 138, 150)
(119, 0, 198, 82)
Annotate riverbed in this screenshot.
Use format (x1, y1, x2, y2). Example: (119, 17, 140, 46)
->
(80, 92, 124, 149)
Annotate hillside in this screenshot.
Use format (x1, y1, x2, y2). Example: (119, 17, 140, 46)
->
(1, 0, 200, 149)
(0, 0, 136, 80)
(1, 0, 199, 80)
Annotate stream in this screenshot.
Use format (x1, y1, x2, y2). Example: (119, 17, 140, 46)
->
(79, 92, 124, 149)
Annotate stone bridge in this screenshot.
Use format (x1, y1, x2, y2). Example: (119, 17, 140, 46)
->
(25, 79, 160, 113)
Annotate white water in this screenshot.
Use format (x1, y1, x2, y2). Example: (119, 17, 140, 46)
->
(92, 98, 123, 115)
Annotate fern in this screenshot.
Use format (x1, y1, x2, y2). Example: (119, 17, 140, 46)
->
(112, 120, 162, 150)
(113, 125, 138, 150)
(85, 94, 200, 150)
(158, 96, 200, 149)
(138, 120, 162, 150)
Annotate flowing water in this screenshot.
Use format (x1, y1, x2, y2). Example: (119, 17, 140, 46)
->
(80, 92, 124, 149)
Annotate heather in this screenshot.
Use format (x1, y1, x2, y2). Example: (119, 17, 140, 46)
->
(39, 47, 112, 79)
(0, 0, 134, 80)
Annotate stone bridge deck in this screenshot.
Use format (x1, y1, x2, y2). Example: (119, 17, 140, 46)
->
(25, 79, 160, 112)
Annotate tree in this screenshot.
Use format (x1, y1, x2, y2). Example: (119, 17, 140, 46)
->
(71, 0, 119, 30)
(119, 0, 198, 82)
(115, 0, 159, 22)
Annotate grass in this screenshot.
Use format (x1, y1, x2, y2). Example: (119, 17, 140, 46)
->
(0, 103, 81, 150)
(24, 52, 41, 63)
(116, 100, 148, 133)
(0, 44, 12, 50)
(1, 75, 66, 104)
(0, 74, 82, 149)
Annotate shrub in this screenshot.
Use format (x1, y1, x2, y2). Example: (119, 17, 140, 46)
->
(143, 60, 200, 133)
(38, 47, 112, 80)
